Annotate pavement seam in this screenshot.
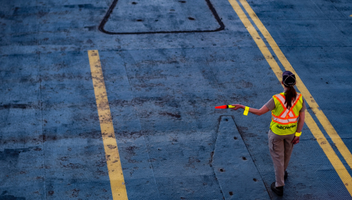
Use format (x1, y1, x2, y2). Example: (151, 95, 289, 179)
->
(98, 0, 225, 34)
(120, 51, 162, 199)
(209, 115, 230, 200)
(232, 116, 274, 199)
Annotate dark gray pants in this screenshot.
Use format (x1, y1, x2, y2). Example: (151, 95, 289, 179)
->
(268, 129, 295, 187)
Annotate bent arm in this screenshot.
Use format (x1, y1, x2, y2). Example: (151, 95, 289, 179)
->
(292, 110, 305, 145)
(231, 104, 270, 116)
(296, 110, 305, 133)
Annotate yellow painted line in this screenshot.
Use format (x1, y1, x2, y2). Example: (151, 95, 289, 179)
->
(228, 0, 352, 195)
(239, 0, 352, 171)
(88, 50, 128, 200)
(305, 111, 352, 190)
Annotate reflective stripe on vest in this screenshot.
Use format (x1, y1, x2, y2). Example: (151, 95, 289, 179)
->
(270, 93, 303, 135)
(272, 93, 301, 125)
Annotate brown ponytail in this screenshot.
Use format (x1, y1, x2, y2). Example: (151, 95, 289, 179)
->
(285, 86, 297, 109)
(282, 71, 297, 109)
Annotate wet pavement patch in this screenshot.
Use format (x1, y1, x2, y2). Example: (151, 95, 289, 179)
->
(0, 194, 25, 200)
(99, 0, 224, 34)
(0, 104, 33, 110)
(0, 148, 34, 163)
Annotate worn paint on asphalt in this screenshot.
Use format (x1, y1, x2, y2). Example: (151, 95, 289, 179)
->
(1, 0, 352, 199)
(88, 50, 128, 200)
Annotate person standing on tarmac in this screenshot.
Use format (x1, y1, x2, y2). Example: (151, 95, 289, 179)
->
(231, 71, 306, 196)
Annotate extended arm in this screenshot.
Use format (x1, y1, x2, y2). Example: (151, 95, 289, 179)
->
(231, 104, 270, 116)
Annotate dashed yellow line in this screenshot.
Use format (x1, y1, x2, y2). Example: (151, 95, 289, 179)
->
(88, 50, 128, 200)
(229, 0, 352, 195)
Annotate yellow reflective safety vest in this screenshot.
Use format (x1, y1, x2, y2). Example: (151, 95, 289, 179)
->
(270, 93, 303, 135)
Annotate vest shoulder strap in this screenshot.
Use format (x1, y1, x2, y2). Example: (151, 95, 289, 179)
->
(272, 93, 302, 119)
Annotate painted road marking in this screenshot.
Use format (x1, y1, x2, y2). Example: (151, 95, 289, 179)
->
(228, 0, 352, 195)
(239, 0, 352, 171)
(88, 50, 128, 200)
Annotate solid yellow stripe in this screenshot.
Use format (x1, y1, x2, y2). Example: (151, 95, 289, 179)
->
(228, 0, 352, 195)
(239, 0, 352, 170)
(88, 50, 128, 200)
(228, 0, 283, 81)
(305, 111, 352, 191)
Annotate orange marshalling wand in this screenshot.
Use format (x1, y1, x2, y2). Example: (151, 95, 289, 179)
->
(215, 105, 236, 109)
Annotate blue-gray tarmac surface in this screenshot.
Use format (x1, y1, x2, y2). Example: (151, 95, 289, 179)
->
(1, 0, 352, 199)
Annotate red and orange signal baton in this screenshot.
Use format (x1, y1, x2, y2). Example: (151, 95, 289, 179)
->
(215, 105, 249, 116)
(215, 105, 236, 109)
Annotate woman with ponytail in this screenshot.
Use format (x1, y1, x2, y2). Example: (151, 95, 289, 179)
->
(231, 71, 306, 196)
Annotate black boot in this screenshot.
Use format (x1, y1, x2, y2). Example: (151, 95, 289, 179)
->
(271, 182, 283, 196)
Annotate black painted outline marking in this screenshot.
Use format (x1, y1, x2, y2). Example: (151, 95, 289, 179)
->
(99, 0, 225, 34)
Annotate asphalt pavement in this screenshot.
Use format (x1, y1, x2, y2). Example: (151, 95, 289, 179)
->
(0, 0, 351, 199)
